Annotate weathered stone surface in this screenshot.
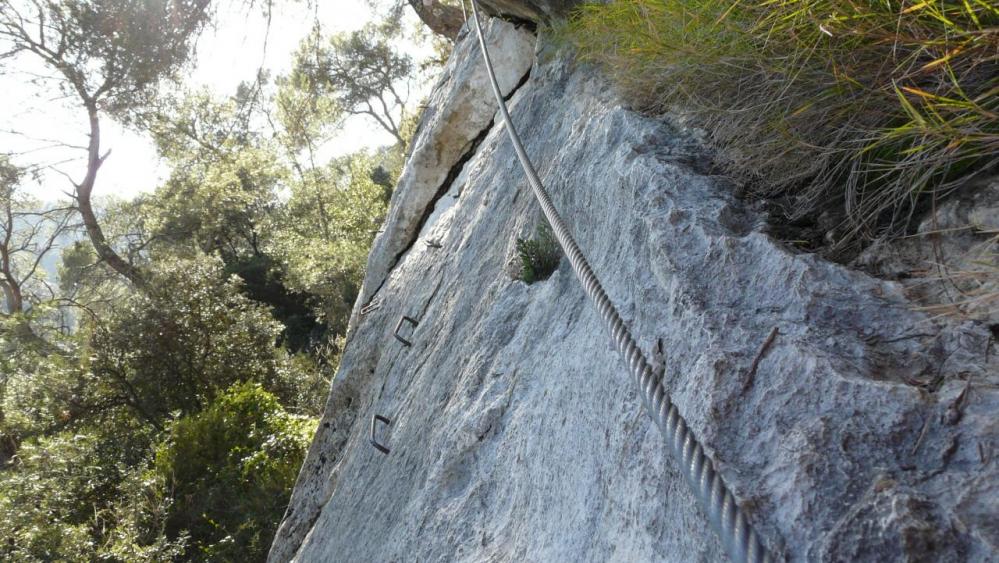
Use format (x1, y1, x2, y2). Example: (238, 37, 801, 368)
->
(478, 0, 583, 21)
(271, 20, 998, 563)
(854, 179, 999, 326)
(269, 20, 534, 563)
(346, 18, 535, 334)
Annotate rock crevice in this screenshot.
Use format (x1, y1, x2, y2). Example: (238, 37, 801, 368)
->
(348, 19, 536, 331)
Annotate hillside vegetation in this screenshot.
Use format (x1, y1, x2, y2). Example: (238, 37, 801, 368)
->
(0, 1, 448, 560)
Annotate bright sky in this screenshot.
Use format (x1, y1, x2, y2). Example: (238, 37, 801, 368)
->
(0, 0, 431, 202)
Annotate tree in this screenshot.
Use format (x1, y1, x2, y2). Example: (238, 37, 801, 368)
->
(152, 382, 314, 561)
(144, 88, 333, 351)
(0, 157, 77, 362)
(145, 87, 288, 265)
(0, 0, 214, 287)
(0, 5, 406, 561)
(0, 157, 75, 316)
(0, 431, 130, 560)
(289, 25, 414, 146)
(56, 197, 153, 323)
(0, 412, 186, 560)
(85, 256, 304, 425)
(265, 152, 387, 337)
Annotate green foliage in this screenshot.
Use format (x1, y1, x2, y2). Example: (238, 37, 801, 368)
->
(1, 256, 323, 561)
(266, 153, 387, 335)
(275, 50, 343, 152)
(59, 240, 98, 295)
(516, 224, 561, 284)
(145, 86, 391, 350)
(0, 425, 182, 561)
(144, 88, 335, 351)
(1, 6, 416, 562)
(222, 253, 327, 352)
(289, 23, 414, 144)
(150, 87, 258, 164)
(87, 256, 312, 422)
(101, 468, 189, 562)
(144, 88, 286, 275)
(0, 332, 84, 446)
(0, 155, 74, 316)
(0, 432, 109, 560)
(152, 382, 315, 562)
(0, 154, 19, 189)
(150, 138, 283, 261)
(563, 0, 998, 245)
(165, 144, 281, 255)
(0, 0, 213, 117)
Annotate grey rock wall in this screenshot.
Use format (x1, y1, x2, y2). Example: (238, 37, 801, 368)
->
(270, 18, 999, 563)
(347, 18, 536, 333)
(478, 0, 582, 21)
(854, 179, 999, 327)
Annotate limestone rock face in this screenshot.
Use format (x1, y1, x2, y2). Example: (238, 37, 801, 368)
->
(347, 18, 535, 333)
(854, 179, 999, 326)
(269, 18, 999, 563)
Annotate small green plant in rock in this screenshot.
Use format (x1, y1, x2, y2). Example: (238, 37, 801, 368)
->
(516, 224, 562, 284)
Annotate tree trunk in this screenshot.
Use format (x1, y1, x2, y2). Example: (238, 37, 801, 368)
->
(0, 235, 21, 315)
(77, 103, 146, 289)
(0, 280, 17, 314)
(0, 191, 19, 314)
(407, 0, 465, 40)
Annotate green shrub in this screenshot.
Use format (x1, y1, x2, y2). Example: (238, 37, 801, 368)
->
(88, 256, 323, 423)
(0, 426, 182, 562)
(516, 224, 562, 283)
(0, 432, 106, 561)
(153, 382, 316, 562)
(101, 467, 189, 562)
(563, 0, 998, 246)
(0, 335, 84, 449)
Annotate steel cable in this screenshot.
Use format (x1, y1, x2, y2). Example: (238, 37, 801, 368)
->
(468, 3, 776, 561)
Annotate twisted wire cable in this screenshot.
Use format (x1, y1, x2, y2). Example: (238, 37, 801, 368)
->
(468, 3, 776, 561)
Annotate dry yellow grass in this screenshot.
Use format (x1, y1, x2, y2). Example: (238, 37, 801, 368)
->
(562, 0, 998, 248)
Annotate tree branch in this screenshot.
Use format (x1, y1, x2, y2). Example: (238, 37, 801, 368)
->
(75, 103, 146, 288)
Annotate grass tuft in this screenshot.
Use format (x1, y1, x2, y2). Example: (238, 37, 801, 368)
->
(516, 224, 562, 284)
(562, 0, 999, 248)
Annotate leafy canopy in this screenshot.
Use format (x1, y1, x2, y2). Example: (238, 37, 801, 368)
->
(153, 382, 315, 562)
(0, 0, 213, 115)
(87, 256, 308, 424)
(289, 24, 414, 144)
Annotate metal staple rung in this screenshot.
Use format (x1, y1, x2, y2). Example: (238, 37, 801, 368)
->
(393, 315, 419, 347)
(370, 414, 392, 455)
(469, 3, 777, 562)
